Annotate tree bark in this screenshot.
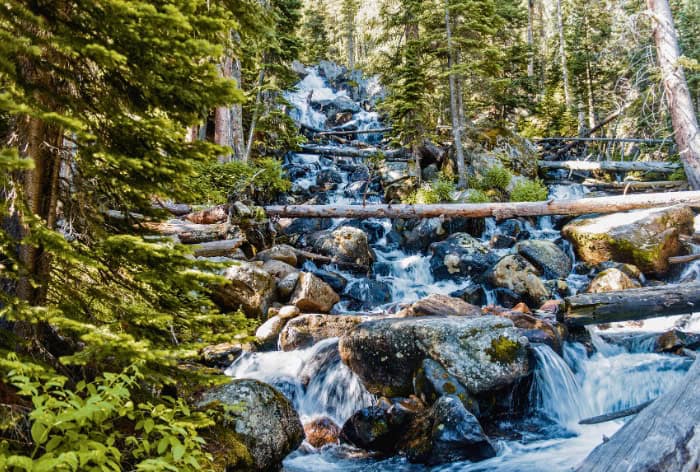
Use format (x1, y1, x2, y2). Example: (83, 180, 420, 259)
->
(538, 159, 679, 173)
(556, 0, 572, 108)
(265, 190, 700, 219)
(445, 1, 467, 188)
(143, 221, 229, 244)
(185, 204, 229, 224)
(299, 144, 408, 159)
(560, 283, 700, 327)
(215, 56, 234, 163)
(191, 239, 245, 257)
(243, 67, 266, 163)
(230, 55, 246, 162)
(527, 0, 535, 78)
(648, 0, 700, 190)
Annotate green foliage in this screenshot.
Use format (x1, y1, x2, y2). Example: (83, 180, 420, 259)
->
(509, 179, 548, 202)
(404, 175, 455, 204)
(481, 166, 512, 191)
(301, 1, 331, 63)
(465, 189, 491, 203)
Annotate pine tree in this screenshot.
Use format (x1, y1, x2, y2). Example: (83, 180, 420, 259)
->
(301, 1, 332, 63)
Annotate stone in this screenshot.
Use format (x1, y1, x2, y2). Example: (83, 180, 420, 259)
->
(280, 314, 365, 351)
(587, 268, 642, 293)
(255, 315, 287, 349)
(262, 259, 298, 280)
(307, 226, 374, 268)
(277, 272, 300, 300)
(516, 240, 572, 279)
(414, 359, 479, 415)
(486, 306, 565, 354)
(450, 285, 487, 306)
(429, 233, 498, 280)
(344, 279, 392, 310)
(304, 417, 341, 448)
(199, 379, 303, 472)
(562, 205, 694, 275)
(280, 217, 333, 240)
(339, 316, 530, 397)
(539, 299, 563, 314)
(410, 294, 481, 317)
(340, 406, 396, 453)
(486, 255, 550, 307)
(256, 244, 298, 267)
(215, 261, 277, 318)
(290, 272, 340, 313)
(278, 305, 301, 320)
(200, 342, 243, 369)
(311, 269, 348, 293)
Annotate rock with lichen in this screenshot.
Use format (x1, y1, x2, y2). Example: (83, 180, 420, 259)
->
(429, 233, 498, 280)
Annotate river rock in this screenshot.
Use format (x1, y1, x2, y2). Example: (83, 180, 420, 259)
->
(430, 233, 498, 280)
(277, 272, 300, 300)
(256, 244, 298, 267)
(562, 205, 694, 275)
(199, 379, 303, 472)
(255, 315, 287, 349)
(586, 268, 641, 293)
(516, 240, 572, 279)
(339, 316, 530, 397)
(262, 259, 298, 280)
(340, 406, 397, 453)
(304, 417, 341, 448)
(307, 226, 374, 268)
(290, 272, 340, 313)
(450, 285, 487, 306)
(414, 359, 479, 414)
(200, 342, 243, 368)
(409, 294, 481, 318)
(486, 255, 549, 307)
(311, 269, 348, 293)
(215, 261, 277, 318)
(280, 314, 365, 351)
(344, 279, 392, 310)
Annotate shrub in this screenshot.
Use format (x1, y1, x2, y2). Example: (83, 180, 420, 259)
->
(404, 176, 455, 204)
(510, 179, 548, 202)
(481, 166, 512, 191)
(466, 189, 491, 203)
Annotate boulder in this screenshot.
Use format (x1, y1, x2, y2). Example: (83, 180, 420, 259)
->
(200, 342, 244, 369)
(562, 205, 694, 275)
(280, 314, 365, 351)
(339, 316, 530, 397)
(278, 305, 301, 320)
(280, 217, 333, 240)
(256, 244, 298, 267)
(450, 285, 487, 307)
(290, 272, 340, 313)
(307, 226, 374, 268)
(586, 268, 641, 293)
(486, 255, 549, 307)
(414, 359, 479, 414)
(304, 417, 341, 448)
(311, 269, 348, 293)
(262, 259, 298, 280)
(340, 406, 397, 453)
(409, 294, 481, 318)
(516, 240, 572, 279)
(199, 379, 303, 472)
(430, 233, 498, 280)
(394, 218, 482, 252)
(344, 279, 392, 310)
(215, 261, 277, 318)
(256, 315, 287, 349)
(277, 272, 300, 300)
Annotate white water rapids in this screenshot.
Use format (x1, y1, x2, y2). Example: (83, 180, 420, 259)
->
(227, 66, 700, 471)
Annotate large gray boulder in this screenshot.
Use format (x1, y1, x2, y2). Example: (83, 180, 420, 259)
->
(199, 379, 303, 471)
(290, 272, 340, 313)
(562, 205, 694, 275)
(339, 316, 530, 397)
(215, 261, 277, 318)
(516, 240, 572, 279)
(430, 233, 499, 280)
(307, 226, 374, 268)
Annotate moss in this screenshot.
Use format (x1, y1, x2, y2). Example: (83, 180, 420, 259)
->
(482, 166, 512, 191)
(486, 336, 520, 364)
(203, 425, 255, 472)
(509, 179, 548, 202)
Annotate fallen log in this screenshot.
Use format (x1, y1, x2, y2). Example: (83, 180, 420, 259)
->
(152, 200, 192, 216)
(578, 400, 654, 425)
(316, 127, 392, 136)
(265, 190, 700, 219)
(538, 160, 680, 173)
(185, 204, 229, 224)
(191, 239, 245, 257)
(293, 248, 370, 272)
(299, 144, 407, 160)
(582, 179, 688, 191)
(576, 358, 700, 471)
(142, 220, 228, 244)
(560, 283, 700, 327)
(538, 137, 671, 145)
(668, 253, 700, 265)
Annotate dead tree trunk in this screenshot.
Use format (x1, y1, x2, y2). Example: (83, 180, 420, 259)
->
(299, 144, 407, 159)
(560, 283, 700, 327)
(445, 1, 467, 188)
(648, 0, 700, 190)
(556, 0, 572, 109)
(539, 160, 679, 173)
(215, 55, 234, 162)
(527, 0, 535, 78)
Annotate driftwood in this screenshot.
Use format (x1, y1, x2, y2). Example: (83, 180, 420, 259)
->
(185, 204, 229, 224)
(669, 253, 700, 265)
(560, 283, 700, 327)
(265, 190, 700, 219)
(538, 137, 671, 145)
(577, 358, 700, 471)
(299, 144, 407, 160)
(578, 400, 654, 425)
(142, 220, 228, 244)
(293, 248, 370, 272)
(538, 160, 679, 173)
(581, 179, 688, 191)
(191, 239, 245, 257)
(316, 128, 392, 136)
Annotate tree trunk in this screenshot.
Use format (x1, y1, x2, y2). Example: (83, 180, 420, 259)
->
(215, 56, 234, 163)
(556, 0, 572, 108)
(538, 159, 679, 173)
(243, 67, 266, 163)
(527, 0, 535, 78)
(299, 144, 407, 159)
(648, 0, 700, 190)
(265, 190, 700, 219)
(191, 238, 245, 257)
(445, 1, 467, 188)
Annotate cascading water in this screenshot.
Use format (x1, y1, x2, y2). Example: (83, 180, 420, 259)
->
(226, 64, 700, 471)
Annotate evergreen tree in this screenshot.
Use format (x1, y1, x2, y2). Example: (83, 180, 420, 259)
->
(301, 1, 332, 63)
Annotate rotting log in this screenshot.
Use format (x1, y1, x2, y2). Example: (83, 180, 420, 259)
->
(316, 128, 392, 136)
(669, 253, 700, 265)
(538, 160, 679, 173)
(560, 283, 700, 327)
(578, 400, 654, 425)
(265, 190, 700, 220)
(576, 358, 700, 471)
(299, 144, 407, 160)
(185, 204, 229, 224)
(581, 179, 688, 191)
(191, 239, 244, 257)
(293, 248, 370, 272)
(142, 220, 228, 244)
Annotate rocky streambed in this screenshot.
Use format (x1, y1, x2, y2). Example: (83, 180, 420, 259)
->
(197, 63, 700, 471)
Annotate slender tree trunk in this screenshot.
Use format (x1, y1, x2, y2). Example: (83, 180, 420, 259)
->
(556, 0, 572, 108)
(527, 0, 535, 78)
(648, 0, 700, 189)
(445, 2, 467, 188)
(230, 55, 246, 161)
(244, 67, 266, 163)
(584, 14, 596, 130)
(215, 56, 234, 162)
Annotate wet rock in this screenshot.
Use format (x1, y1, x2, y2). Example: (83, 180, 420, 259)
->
(278, 305, 301, 320)
(490, 233, 517, 249)
(199, 379, 303, 472)
(307, 226, 374, 267)
(596, 261, 644, 282)
(374, 262, 392, 277)
(586, 268, 641, 293)
(562, 205, 694, 275)
(290, 272, 340, 313)
(422, 164, 440, 181)
(394, 218, 482, 252)
(277, 272, 300, 300)
(492, 288, 522, 309)
(404, 395, 496, 465)
(256, 244, 298, 267)
(215, 261, 277, 318)
(317, 168, 344, 186)
(414, 359, 479, 414)
(200, 342, 243, 369)
(279, 314, 365, 351)
(430, 233, 498, 280)
(539, 299, 563, 314)
(318, 60, 345, 82)
(344, 279, 392, 310)
(409, 294, 481, 317)
(486, 306, 565, 354)
(280, 217, 333, 240)
(486, 255, 549, 307)
(496, 219, 531, 241)
(256, 315, 287, 349)
(340, 406, 395, 452)
(343, 181, 368, 197)
(340, 219, 386, 244)
(512, 302, 531, 314)
(339, 316, 530, 397)
(291, 60, 308, 78)
(450, 285, 487, 306)
(312, 269, 348, 293)
(262, 259, 298, 280)
(304, 417, 341, 448)
(348, 165, 371, 182)
(655, 329, 700, 353)
(516, 240, 572, 279)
